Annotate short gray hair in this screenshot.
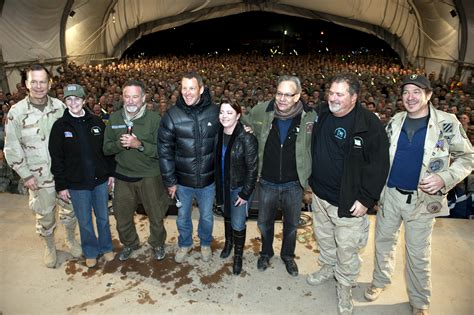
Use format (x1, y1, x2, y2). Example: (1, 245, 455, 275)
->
(277, 75, 302, 93)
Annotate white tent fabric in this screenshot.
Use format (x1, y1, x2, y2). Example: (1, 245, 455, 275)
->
(0, 0, 471, 91)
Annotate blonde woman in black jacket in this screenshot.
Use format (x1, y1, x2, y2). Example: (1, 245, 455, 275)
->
(215, 99, 258, 275)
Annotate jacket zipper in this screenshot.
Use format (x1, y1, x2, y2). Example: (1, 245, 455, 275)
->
(193, 112, 201, 184)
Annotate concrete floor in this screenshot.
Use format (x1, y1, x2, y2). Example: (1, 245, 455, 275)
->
(0, 192, 472, 315)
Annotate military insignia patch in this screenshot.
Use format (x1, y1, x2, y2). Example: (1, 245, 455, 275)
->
(444, 134, 454, 144)
(435, 139, 444, 150)
(442, 123, 453, 133)
(426, 202, 442, 213)
(428, 158, 444, 173)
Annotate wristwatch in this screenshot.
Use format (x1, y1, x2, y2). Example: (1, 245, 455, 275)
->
(137, 143, 145, 152)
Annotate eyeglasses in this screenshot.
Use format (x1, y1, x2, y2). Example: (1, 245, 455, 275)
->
(276, 92, 297, 100)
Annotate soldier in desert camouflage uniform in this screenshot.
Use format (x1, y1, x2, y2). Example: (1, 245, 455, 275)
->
(4, 64, 82, 268)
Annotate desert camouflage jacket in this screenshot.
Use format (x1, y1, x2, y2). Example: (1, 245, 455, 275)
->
(382, 105, 473, 217)
(4, 96, 65, 188)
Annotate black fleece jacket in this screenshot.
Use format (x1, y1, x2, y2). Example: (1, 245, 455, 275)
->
(310, 103, 390, 217)
(49, 110, 113, 191)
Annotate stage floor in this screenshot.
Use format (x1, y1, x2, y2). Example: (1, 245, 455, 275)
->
(0, 192, 472, 314)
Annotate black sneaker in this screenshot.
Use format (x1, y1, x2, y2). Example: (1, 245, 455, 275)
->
(153, 246, 166, 261)
(257, 256, 270, 271)
(283, 259, 299, 277)
(118, 244, 140, 261)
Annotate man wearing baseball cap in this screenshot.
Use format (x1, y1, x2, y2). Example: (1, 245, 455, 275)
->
(365, 74, 473, 314)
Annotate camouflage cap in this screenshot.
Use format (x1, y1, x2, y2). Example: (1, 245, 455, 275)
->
(64, 84, 85, 99)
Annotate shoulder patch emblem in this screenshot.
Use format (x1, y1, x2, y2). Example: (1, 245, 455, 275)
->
(442, 123, 453, 133)
(443, 134, 454, 144)
(428, 158, 444, 173)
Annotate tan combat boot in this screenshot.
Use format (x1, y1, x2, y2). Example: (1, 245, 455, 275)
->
(42, 234, 57, 268)
(65, 223, 82, 258)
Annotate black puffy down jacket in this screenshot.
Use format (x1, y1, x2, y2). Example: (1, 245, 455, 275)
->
(158, 88, 219, 188)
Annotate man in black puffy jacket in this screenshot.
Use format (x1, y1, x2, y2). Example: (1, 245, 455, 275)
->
(158, 72, 219, 263)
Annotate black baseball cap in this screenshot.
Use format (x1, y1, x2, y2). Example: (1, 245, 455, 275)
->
(401, 74, 432, 90)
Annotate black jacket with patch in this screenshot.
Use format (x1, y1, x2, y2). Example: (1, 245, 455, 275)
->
(49, 110, 113, 191)
(310, 103, 390, 217)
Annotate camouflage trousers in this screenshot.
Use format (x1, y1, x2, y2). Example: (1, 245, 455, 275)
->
(28, 186, 77, 236)
(311, 193, 370, 287)
(372, 187, 435, 309)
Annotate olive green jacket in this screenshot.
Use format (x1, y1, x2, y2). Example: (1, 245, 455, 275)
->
(242, 100, 317, 188)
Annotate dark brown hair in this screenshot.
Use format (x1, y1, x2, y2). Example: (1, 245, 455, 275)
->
(27, 64, 51, 81)
(220, 98, 241, 115)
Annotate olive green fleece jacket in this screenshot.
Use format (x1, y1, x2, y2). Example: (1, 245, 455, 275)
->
(103, 109, 161, 178)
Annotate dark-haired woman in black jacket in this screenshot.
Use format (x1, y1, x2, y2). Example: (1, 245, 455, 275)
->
(215, 99, 258, 275)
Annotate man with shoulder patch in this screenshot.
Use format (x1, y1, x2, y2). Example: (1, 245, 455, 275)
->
(4, 64, 82, 268)
(365, 74, 473, 315)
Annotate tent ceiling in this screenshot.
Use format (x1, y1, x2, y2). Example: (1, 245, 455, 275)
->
(0, 0, 472, 88)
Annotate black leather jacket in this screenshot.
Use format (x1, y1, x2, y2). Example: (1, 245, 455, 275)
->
(215, 122, 258, 216)
(158, 87, 219, 188)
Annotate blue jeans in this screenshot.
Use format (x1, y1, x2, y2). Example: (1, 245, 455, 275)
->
(225, 187, 251, 231)
(257, 179, 302, 260)
(69, 181, 113, 259)
(176, 183, 215, 247)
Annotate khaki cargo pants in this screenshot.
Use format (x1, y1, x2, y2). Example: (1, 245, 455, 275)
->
(372, 186, 435, 309)
(311, 193, 370, 287)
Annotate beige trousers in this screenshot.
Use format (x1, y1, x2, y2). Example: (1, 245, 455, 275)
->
(311, 193, 370, 287)
(372, 186, 435, 310)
